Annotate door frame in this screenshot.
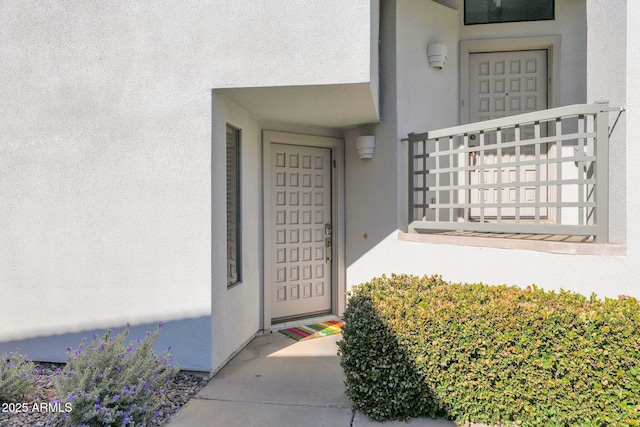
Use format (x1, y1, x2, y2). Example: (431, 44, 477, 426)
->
(261, 130, 345, 331)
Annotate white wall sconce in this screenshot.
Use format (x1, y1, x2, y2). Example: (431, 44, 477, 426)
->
(427, 43, 448, 70)
(355, 135, 376, 159)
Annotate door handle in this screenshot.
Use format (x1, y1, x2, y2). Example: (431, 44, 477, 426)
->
(470, 151, 477, 172)
(325, 223, 332, 263)
(325, 237, 332, 263)
(469, 134, 478, 172)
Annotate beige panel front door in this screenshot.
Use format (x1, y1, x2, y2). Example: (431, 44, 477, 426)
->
(469, 49, 548, 218)
(269, 143, 332, 320)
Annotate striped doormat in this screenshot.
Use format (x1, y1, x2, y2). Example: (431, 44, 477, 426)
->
(280, 320, 345, 341)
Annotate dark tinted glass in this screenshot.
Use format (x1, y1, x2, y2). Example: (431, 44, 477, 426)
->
(465, 0, 554, 25)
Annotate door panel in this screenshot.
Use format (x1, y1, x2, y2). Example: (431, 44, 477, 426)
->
(270, 143, 332, 320)
(469, 50, 548, 218)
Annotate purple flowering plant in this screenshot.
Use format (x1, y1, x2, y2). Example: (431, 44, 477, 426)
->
(53, 323, 178, 426)
(0, 349, 36, 401)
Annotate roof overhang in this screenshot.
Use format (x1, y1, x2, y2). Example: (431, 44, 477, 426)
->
(216, 82, 380, 128)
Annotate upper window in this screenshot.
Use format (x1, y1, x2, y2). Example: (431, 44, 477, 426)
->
(464, 0, 554, 25)
(226, 125, 241, 287)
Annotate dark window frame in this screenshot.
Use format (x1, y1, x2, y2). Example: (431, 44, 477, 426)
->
(464, 0, 554, 25)
(226, 125, 242, 288)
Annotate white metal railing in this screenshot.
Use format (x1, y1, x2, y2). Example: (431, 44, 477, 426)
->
(407, 102, 611, 242)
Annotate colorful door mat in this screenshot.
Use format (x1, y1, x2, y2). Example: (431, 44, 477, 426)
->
(279, 320, 345, 341)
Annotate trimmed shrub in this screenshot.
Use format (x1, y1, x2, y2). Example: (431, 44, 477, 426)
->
(0, 349, 36, 402)
(53, 323, 178, 426)
(338, 274, 640, 426)
(338, 274, 446, 421)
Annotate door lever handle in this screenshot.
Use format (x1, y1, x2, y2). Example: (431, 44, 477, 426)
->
(325, 237, 332, 263)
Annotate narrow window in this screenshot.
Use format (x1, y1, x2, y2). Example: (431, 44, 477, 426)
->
(226, 125, 241, 287)
(464, 0, 554, 25)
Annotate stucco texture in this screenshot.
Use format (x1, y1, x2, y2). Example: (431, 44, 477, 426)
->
(0, 1, 213, 370)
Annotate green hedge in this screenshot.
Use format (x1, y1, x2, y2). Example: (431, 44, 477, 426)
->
(337, 274, 640, 426)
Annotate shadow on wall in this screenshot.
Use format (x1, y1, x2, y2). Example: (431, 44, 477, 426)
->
(0, 316, 212, 372)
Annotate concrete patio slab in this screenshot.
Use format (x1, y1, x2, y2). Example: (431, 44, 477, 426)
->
(169, 399, 353, 427)
(196, 332, 348, 407)
(168, 328, 495, 427)
(168, 331, 351, 427)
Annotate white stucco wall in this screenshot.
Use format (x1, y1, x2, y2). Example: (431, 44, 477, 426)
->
(213, 0, 380, 129)
(346, 0, 457, 275)
(397, 0, 460, 136)
(346, 0, 639, 301)
(210, 94, 262, 371)
(625, 1, 640, 259)
(0, 1, 220, 371)
(345, 0, 400, 270)
(210, 0, 374, 89)
(586, 0, 627, 244)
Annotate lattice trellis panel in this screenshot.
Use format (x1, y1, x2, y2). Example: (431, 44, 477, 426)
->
(408, 103, 610, 242)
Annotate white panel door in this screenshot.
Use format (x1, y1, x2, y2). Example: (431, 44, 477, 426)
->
(469, 50, 548, 218)
(269, 143, 332, 320)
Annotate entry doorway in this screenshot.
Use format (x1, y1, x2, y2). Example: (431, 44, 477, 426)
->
(262, 131, 345, 327)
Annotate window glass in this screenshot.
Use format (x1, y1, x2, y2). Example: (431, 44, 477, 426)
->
(465, 0, 554, 25)
(226, 126, 241, 287)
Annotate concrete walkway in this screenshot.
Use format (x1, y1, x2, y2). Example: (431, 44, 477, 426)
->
(167, 326, 482, 427)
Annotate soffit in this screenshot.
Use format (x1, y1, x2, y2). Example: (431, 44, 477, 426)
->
(217, 83, 380, 128)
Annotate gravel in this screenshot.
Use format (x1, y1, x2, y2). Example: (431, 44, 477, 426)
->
(0, 363, 208, 427)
